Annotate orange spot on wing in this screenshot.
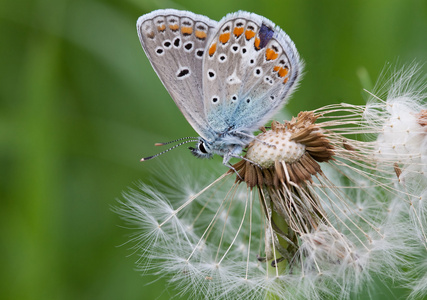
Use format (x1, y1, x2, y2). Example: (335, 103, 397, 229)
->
(208, 42, 217, 56)
(157, 24, 166, 32)
(169, 24, 179, 31)
(265, 48, 279, 60)
(273, 65, 289, 78)
(283, 77, 289, 84)
(181, 26, 193, 35)
(233, 27, 244, 37)
(219, 32, 231, 44)
(245, 29, 255, 40)
(279, 67, 289, 78)
(195, 30, 207, 40)
(254, 37, 261, 50)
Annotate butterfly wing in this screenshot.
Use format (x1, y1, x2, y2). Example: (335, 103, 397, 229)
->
(137, 9, 218, 138)
(202, 11, 303, 134)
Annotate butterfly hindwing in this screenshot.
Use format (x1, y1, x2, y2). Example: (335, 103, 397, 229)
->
(137, 9, 218, 138)
(202, 11, 302, 134)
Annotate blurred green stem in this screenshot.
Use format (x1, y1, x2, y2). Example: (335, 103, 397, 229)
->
(265, 207, 291, 299)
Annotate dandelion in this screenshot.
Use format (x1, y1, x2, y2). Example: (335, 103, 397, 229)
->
(363, 64, 427, 247)
(361, 64, 427, 299)
(117, 65, 427, 299)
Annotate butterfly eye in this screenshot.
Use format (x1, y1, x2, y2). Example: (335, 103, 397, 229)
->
(198, 141, 208, 154)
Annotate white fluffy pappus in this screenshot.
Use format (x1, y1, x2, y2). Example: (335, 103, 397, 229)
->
(364, 64, 427, 174)
(409, 248, 427, 299)
(363, 64, 427, 248)
(117, 150, 416, 299)
(116, 65, 427, 299)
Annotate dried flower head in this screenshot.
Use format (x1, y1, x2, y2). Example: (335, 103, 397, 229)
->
(235, 112, 334, 187)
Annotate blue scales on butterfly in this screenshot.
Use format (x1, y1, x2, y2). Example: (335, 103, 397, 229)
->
(137, 9, 303, 169)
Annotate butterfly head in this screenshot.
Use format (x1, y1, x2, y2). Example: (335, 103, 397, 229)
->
(189, 137, 214, 159)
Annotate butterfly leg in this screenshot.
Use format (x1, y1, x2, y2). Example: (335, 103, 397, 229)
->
(232, 155, 263, 169)
(221, 144, 263, 171)
(225, 163, 243, 180)
(222, 153, 243, 179)
(253, 136, 277, 149)
(235, 131, 277, 149)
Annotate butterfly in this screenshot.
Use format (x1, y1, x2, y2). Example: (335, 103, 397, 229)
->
(137, 9, 303, 168)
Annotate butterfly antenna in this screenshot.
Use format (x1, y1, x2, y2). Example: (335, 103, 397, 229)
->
(154, 136, 198, 146)
(141, 139, 198, 161)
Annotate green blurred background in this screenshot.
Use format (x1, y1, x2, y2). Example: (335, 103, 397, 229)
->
(1, 0, 427, 299)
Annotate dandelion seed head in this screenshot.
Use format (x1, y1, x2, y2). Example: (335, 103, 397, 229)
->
(361, 65, 427, 250)
(365, 65, 427, 178)
(247, 130, 306, 167)
(376, 100, 426, 165)
(233, 112, 334, 189)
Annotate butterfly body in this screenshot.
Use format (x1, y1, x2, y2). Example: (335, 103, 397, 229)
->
(137, 9, 302, 166)
(190, 131, 252, 162)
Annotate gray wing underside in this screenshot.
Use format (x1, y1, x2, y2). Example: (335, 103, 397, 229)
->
(202, 11, 303, 134)
(137, 9, 217, 138)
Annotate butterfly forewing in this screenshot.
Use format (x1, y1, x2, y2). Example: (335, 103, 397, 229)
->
(202, 12, 302, 134)
(137, 9, 217, 138)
